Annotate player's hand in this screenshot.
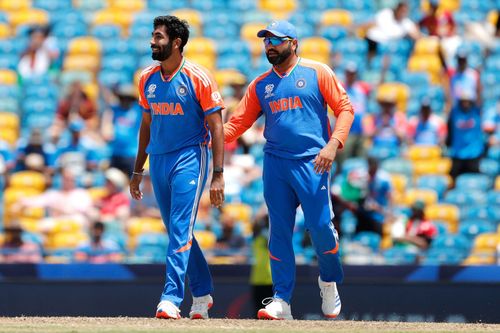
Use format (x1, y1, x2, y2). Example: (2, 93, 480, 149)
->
(130, 174, 143, 200)
(313, 139, 340, 174)
(210, 173, 225, 208)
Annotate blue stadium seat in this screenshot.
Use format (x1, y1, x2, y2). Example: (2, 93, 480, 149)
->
(52, 21, 88, 39)
(22, 98, 57, 115)
(400, 71, 430, 88)
(340, 211, 357, 238)
(381, 158, 413, 178)
(480, 158, 500, 177)
(430, 234, 470, 252)
(288, 11, 322, 27)
(0, 39, 25, 56)
(217, 39, 251, 57)
(433, 221, 450, 235)
(101, 54, 137, 74)
(415, 175, 450, 199)
(98, 70, 132, 87)
(138, 54, 154, 69)
(342, 157, 367, 175)
(129, 22, 151, 39)
(344, 0, 376, 12)
(131, 37, 152, 57)
(487, 190, 500, 206)
(318, 26, 348, 42)
(204, 24, 240, 40)
(332, 37, 368, 55)
(455, 173, 493, 191)
(0, 86, 20, 99)
(487, 145, 500, 160)
(383, 247, 418, 265)
(23, 84, 59, 100)
(49, 10, 85, 25)
(459, 219, 496, 239)
(241, 11, 272, 24)
(459, 206, 490, 221)
(378, 39, 413, 57)
(0, 54, 19, 70)
(444, 189, 487, 206)
(101, 39, 136, 56)
(91, 24, 122, 40)
(191, 0, 227, 11)
(302, 0, 342, 10)
(34, 0, 73, 11)
(367, 145, 400, 160)
(292, 23, 315, 39)
(422, 248, 466, 265)
(226, 0, 257, 11)
(216, 54, 250, 75)
(353, 231, 381, 252)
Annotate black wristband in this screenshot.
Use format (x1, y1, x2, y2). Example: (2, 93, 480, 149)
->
(213, 166, 224, 173)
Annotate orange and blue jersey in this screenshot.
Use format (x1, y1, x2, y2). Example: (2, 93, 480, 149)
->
(138, 58, 224, 154)
(225, 57, 354, 158)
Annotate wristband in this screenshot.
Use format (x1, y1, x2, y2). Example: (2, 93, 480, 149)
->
(213, 166, 224, 173)
(132, 170, 145, 176)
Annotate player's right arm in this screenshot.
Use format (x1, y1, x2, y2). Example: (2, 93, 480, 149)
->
(223, 80, 262, 143)
(130, 72, 152, 200)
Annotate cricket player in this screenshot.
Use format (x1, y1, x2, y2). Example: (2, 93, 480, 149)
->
(130, 15, 225, 320)
(224, 20, 354, 320)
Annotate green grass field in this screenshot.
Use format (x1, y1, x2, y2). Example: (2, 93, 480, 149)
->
(0, 317, 499, 333)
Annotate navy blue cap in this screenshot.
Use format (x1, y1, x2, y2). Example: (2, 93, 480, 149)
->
(257, 20, 297, 39)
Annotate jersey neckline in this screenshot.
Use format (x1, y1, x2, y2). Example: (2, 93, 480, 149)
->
(272, 57, 301, 79)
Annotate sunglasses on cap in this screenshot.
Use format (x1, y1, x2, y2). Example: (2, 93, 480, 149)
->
(263, 36, 293, 46)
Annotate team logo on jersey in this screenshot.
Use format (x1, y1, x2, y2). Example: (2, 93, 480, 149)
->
(147, 84, 156, 98)
(211, 91, 222, 102)
(296, 79, 306, 89)
(177, 85, 188, 96)
(264, 84, 275, 99)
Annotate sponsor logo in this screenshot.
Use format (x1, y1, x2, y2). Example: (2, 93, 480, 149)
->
(189, 180, 196, 185)
(321, 185, 327, 190)
(296, 78, 306, 89)
(211, 91, 222, 102)
(147, 84, 156, 98)
(264, 84, 275, 99)
(268, 96, 303, 114)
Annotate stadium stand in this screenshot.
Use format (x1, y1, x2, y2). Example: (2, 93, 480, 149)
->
(0, 0, 499, 266)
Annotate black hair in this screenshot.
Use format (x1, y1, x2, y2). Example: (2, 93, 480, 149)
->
(153, 15, 190, 53)
(93, 221, 105, 231)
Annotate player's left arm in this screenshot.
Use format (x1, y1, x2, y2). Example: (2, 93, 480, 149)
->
(195, 67, 225, 208)
(313, 64, 355, 174)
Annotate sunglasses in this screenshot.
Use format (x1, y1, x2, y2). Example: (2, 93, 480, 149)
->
(263, 36, 293, 46)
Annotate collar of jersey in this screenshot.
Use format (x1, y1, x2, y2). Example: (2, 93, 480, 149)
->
(160, 57, 186, 82)
(272, 57, 301, 78)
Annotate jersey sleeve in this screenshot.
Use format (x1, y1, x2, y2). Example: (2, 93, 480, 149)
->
(224, 80, 262, 143)
(191, 66, 225, 115)
(316, 64, 354, 148)
(137, 69, 151, 113)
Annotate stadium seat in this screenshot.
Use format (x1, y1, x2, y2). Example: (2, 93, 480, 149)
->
(127, 217, 165, 237)
(63, 55, 101, 73)
(0, 0, 31, 11)
(496, 176, 500, 190)
(45, 231, 88, 250)
(0, 112, 19, 131)
(0, 22, 11, 38)
(353, 231, 381, 252)
(421, 0, 460, 12)
(194, 230, 217, 250)
(67, 36, 102, 56)
(473, 233, 500, 251)
(408, 55, 443, 84)
(383, 247, 418, 265)
(300, 37, 331, 57)
(444, 189, 487, 206)
(413, 36, 441, 56)
(415, 174, 451, 199)
(422, 248, 465, 265)
(459, 219, 496, 239)
(320, 9, 353, 27)
(424, 203, 459, 232)
(93, 10, 133, 33)
(8, 9, 49, 29)
(148, 0, 189, 10)
(463, 249, 496, 265)
(0, 69, 18, 85)
(259, 0, 297, 18)
(412, 158, 451, 176)
(171, 9, 202, 36)
(404, 188, 438, 206)
(184, 37, 217, 60)
(91, 24, 122, 40)
(376, 82, 410, 113)
(479, 158, 500, 178)
(108, 0, 145, 12)
(9, 171, 46, 191)
(455, 173, 493, 191)
(407, 145, 441, 161)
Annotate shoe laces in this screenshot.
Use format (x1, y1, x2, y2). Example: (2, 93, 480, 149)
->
(262, 297, 288, 307)
(320, 282, 335, 299)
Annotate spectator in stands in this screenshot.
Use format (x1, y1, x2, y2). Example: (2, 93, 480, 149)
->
(0, 140, 15, 174)
(364, 1, 420, 61)
(15, 128, 55, 172)
(0, 223, 42, 263)
(130, 174, 160, 219)
(13, 168, 93, 229)
(94, 168, 130, 223)
(49, 81, 97, 143)
(74, 221, 122, 263)
(354, 157, 392, 236)
(223, 153, 262, 203)
(392, 201, 438, 250)
(52, 120, 99, 174)
(483, 102, 500, 152)
(336, 62, 369, 170)
(407, 98, 447, 146)
(447, 51, 482, 109)
(17, 25, 59, 82)
(250, 210, 273, 318)
(447, 89, 485, 180)
(101, 84, 142, 177)
(215, 208, 246, 251)
(364, 93, 407, 150)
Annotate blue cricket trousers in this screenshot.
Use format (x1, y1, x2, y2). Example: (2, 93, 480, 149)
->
(149, 144, 213, 307)
(263, 153, 344, 303)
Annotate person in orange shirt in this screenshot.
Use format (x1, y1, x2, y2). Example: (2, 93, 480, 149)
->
(224, 20, 354, 320)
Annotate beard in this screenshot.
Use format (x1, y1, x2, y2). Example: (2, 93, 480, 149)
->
(152, 40, 173, 61)
(266, 44, 292, 65)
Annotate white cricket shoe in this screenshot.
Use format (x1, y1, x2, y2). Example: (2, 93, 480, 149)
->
(257, 297, 293, 320)
(189, 294, 213, 319)
(318, 276, 341, 318)
(156, 300, 181, 319)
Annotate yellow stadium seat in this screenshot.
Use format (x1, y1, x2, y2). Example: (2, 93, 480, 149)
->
(224, 203, 252, 224)
(488, 10, 498, 26)
(171, 9, 202, 36)
(408, 55, 443, 84)
(407, 145, 441, 161)
(186, 55, 215, 71)
(0, 128, 18, 146)
(463, 249, 496, 265)
(45, 232, 88, 250)
(320, 9, 353, 27)
(87, 187, 108, 201)
(241, 22, 266, 41)
(259, 0, 297, 14)
(67, 37, 102, 56)
(3, 187, 41, 206)
(0, 69, 18, 85)
(390, 173, 408, 193)
(8, 9, 49, 29)
(194, 230, 216, 250)
(413, 158, 451, 176)
(495, 176, 500, 190)
(214, 69, 247, 88)
(425, 203, 459, 232)
(19, 218, 42, 233)
(83, 82, 99, 102)
(9, 171, 46, 191)
(184, 37, 217, 59)
(50, 218, 84, 234)
(19, 206, 44, 219)
(63, 55, 101, 72)
(473, 233, 500, 250)
(413, 36, 440, 56)
(0, 0, 31, 11)
(421, 0, 460, 12)
(109, 0, 145, 12)
(404, 188, 438, 206)
(301, 37, 331, 56)
(376, 82, 410, 113)
(128, 217, 165, 236)
(0, 23, 11, 39)
(93, 10, 133, 32)
(301, 52, 330, 65)
(0, 112, 19, 130)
